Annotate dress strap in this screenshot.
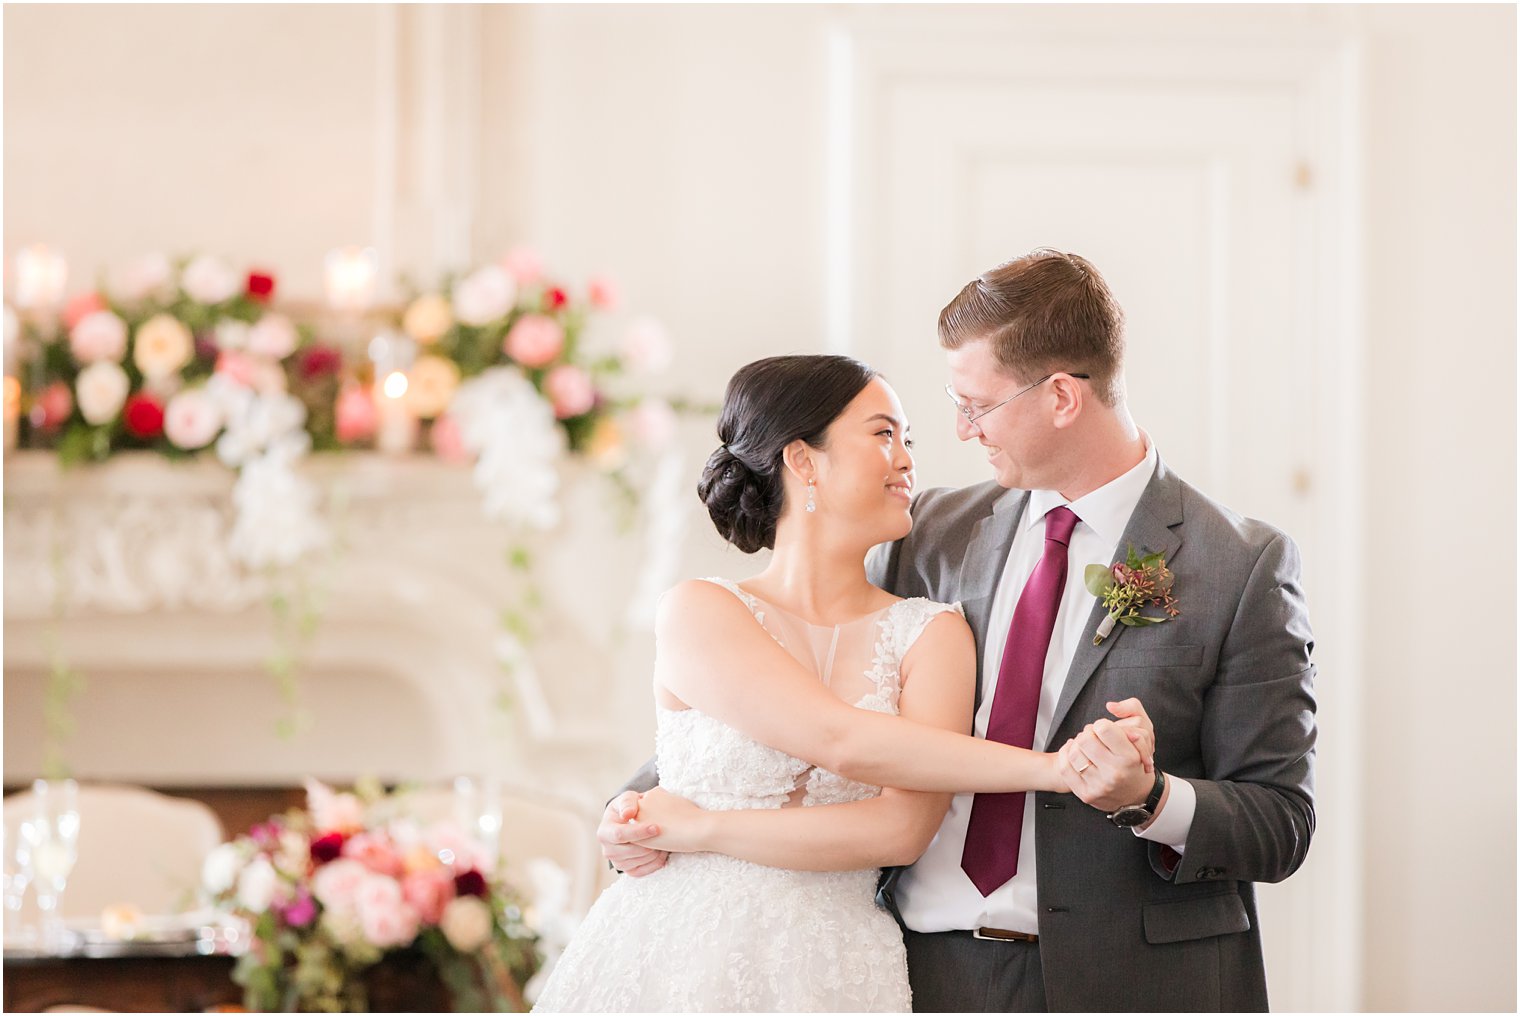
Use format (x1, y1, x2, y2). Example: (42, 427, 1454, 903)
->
(697, 576, 769, 629)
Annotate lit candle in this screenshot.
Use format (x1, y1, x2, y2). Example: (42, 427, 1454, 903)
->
(323, 246, 379, 312)
(375, 370, 416, 454)
(12, 245, 68, 310)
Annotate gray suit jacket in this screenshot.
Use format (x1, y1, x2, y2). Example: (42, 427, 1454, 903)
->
(868, 455, 1316, 1011)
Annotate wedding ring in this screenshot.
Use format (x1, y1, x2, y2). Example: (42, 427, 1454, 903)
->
(1072, 755, 1092, 775)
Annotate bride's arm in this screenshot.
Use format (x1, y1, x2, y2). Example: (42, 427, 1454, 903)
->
(658, 579, 1092, 794)
(637, 610, 972, 869)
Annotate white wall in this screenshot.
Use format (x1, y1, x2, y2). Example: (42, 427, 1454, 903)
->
(3, 4, 1514, 1010)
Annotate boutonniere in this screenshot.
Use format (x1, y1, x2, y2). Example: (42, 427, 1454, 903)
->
(1084, 545, 1181, 645)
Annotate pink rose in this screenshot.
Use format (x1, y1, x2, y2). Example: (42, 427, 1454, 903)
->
(503, 314, 564, 368)
(544, 365, 595, 419)
(163, 388, 222, 450)
(401, 870, 455, 925)
(215, 350, 260, 389)
(429, 414, 469, 463)
(30, 382, 72, 431)
(62, 292, 107, 331)
(335, 385, 378, 443)
(422, 822, 493, 876)
(343, 832, 404, 878)
(586, 275, 619, 311)
(355, 875, 419, 948)
(500, 246, 544, 285)
(311, 858, 369, 914)
(69, 310, 128, 364)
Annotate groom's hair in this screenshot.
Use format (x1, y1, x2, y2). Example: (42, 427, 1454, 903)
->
(938, 249, 1125, 407)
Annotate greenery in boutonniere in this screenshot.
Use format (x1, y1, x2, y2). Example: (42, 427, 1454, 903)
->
(1084, 545, 1181, 645)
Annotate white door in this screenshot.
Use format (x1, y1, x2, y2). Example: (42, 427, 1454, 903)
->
(835, 20, 1357, 1010)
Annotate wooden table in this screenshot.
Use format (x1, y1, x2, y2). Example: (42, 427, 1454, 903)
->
(3, 944, 457, 1012)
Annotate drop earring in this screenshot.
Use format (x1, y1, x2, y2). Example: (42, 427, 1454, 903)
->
(805, 478, 816, 513)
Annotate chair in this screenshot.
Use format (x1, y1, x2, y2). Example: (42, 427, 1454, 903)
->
(3, 783, 224, 919)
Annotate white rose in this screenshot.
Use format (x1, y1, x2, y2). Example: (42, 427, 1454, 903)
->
(181, 255, 240, 305)
(247, 314, 298, 359)
(201, 842, 244, 896)
(164, 388, 222, 450)
(133, 314, 194, 380)
(452, 265, 516, 326)
(75, 361, 130, 424)
(113, 253, 174, 302)
(235, 856, 278, 912)
(439, 894, 493, 953)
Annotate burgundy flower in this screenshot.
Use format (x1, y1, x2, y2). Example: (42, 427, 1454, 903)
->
(298, 345, 343, 382)
(1111, 563, 1133, 584)
(246, 271, 277, 303)
(310, 831, 345, 864)
(122, 393, 165, 439)
(453, 869, 487, 898)
(543, 286, 569, 312)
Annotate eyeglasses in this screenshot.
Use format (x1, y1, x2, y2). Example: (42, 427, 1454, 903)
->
(944, 372, 1091, 426)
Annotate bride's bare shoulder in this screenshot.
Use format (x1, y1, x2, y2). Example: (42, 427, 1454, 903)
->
(657, 578, 753, 629)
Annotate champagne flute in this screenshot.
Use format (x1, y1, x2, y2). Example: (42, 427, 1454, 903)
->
(3, 816, 33, 946)
(25, 780, 79, 953)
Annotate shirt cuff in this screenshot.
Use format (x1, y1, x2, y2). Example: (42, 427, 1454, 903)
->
(1134, 774, 1195, 854)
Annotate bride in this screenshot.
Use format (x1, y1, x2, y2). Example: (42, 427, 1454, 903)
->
(532, 355, 1151, 1013)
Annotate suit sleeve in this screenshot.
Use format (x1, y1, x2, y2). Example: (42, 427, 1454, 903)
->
(1153, 531, 1317, 885)
(614, 756, 660, 801)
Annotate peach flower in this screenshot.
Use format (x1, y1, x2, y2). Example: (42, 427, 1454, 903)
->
(401, 870, 455, 925)
(343, 832, 404, 879)
(133, 314, 194, 380)
(440, 895, 493, 952)
(587, 275, 619, 311)
(406, 355, 460, 419)
(69, 310, 128, 364)
(503, 314, 564, 368)
(402, 293, 453, 344)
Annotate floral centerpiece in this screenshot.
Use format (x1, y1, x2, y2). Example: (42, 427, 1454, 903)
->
(202, 778, 540, 1013)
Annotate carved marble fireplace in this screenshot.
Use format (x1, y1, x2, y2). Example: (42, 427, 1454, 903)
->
(3, 451, 686, 812)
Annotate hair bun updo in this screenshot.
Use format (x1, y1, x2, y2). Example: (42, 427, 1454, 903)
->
(694, 355, 879, 554)
(696, 443, 782, 554)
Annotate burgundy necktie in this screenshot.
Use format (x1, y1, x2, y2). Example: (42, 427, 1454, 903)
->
(961, 504, 1079, 897)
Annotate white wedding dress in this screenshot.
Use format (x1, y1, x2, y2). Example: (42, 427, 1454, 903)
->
(532, 577, 962, 1014)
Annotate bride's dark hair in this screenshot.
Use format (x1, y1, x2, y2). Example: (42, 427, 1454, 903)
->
(697, 354, 878, 553)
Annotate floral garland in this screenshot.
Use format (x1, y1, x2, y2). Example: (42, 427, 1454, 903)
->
(4, 248, 689, 755)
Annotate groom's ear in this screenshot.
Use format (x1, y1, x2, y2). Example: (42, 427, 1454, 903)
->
(780, 439, 816, 481)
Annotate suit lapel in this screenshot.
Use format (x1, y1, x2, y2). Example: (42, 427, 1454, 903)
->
(957, 488, 1028, 707)
(1042, 458, 1186, 749)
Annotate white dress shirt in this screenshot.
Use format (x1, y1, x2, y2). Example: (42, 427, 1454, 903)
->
(896, 437, 1196, 934)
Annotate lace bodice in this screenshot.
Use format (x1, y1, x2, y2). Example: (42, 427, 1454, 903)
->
(655, 577, 964, 812)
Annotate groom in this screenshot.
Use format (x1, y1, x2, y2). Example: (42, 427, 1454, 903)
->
(602, 250, 1316, 1011)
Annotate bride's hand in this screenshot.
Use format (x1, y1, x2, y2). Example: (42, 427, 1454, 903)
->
(1108, 697, 1156, 772)
(634, 787, 711, 854)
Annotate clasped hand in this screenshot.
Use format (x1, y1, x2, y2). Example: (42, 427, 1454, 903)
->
(1054, 696, 1159, 813)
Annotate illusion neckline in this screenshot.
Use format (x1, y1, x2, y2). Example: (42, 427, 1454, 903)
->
(734, 583, 899, 631)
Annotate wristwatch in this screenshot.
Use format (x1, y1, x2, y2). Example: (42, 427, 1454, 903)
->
(1107, 769, 1166, 828)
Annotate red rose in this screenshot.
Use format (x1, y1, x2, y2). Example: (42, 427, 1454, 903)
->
(246, 271, 277, 303)
(453, 869, 487, 898)
(543, 286, 569, 312)
(310, 831, 345, 865)
(122, 393, 165, 439)
(298, 345, 343, 382)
